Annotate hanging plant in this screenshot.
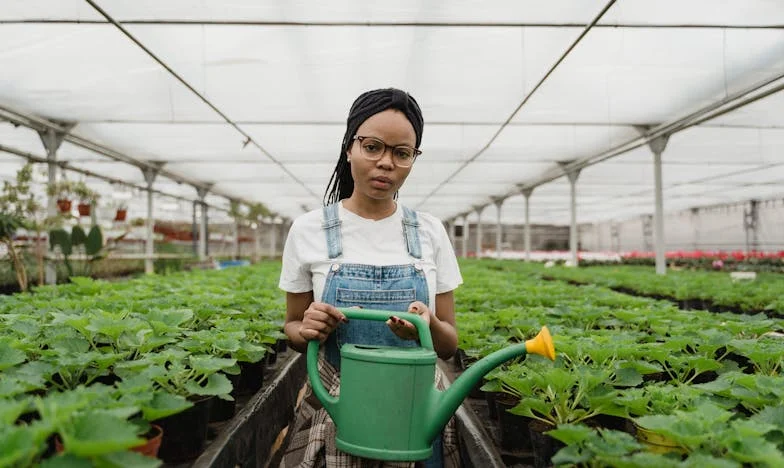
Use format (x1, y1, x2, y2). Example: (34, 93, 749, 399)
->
(47, 180, 77, 214)
(114, 206, 128, 222)
(73, 181, 100, 218)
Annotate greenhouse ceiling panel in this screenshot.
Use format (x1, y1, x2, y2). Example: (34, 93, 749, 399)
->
(0, 0, 782, 224)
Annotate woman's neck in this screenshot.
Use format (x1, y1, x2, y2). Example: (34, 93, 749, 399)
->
(342, 196, 397, 220)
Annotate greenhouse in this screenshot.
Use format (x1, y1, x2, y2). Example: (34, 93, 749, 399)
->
(0, 1, 782, 467)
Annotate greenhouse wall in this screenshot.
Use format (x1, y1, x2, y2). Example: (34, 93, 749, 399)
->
(457, 224, 569, 254)
(580, 197, 784, 253)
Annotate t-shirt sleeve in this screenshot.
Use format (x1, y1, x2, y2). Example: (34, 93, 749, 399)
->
(278, 218, 313, 293)
(432, 218, 463, 294)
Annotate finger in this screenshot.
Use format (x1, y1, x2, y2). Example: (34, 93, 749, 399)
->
(303, 317, 337, 334)
(408, 301, 428, 315)
(298, 327, 322, 341)
(305, 310, 338, 329)
(313, 302, 349, 323)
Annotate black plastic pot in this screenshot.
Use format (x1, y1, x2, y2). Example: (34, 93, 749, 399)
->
(155, 395, 213, 463)
(236, 360, 265, 396)
(529, 419, 563, 468)
(210, 373, 240, 422)
(485, 391, 504, 420)
(266, 349, 278, 367)
(496, 396, 532, 452)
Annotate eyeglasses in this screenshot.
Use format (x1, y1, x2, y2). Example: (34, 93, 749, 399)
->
(352, 136, 421, 168)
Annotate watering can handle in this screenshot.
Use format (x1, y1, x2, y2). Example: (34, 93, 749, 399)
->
(306, 308, 435, 419)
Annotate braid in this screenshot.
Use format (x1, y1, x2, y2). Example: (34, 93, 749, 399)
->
(323, 154, 353, 205)
(323, 88, 424, 206)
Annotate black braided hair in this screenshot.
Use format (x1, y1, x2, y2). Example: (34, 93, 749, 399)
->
(324, 88, 424, 205)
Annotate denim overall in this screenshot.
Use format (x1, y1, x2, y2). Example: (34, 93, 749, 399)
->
(320, 202, 444, 467)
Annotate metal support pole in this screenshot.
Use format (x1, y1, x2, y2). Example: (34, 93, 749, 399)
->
(648, 134, 670, 275)
(448, 219, 456, 253)
(690, 208, 700, 250)
(461, 214, 468, 259)
(253, 221, 261, 262)
(610, 222, 620, 253)
(142, 166, 160, 274)
(195, 186, 211, 261)
(521, 188, 533, 261)
(743, 200, 760, 253)
(235, 220, 241, 259)
(192, 201, 198, 256)
(38, 126, 73, 284)
(474, 206, 484, 258)
(269, 218, 277, 258)
(558, 162, 581, 267)
(492, 198, 504, 259)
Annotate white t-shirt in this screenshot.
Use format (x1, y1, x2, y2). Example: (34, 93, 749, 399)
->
(279, 201, 462, 313)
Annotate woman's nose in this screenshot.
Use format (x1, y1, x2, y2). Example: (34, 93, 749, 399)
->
(375, 148, 395, 169)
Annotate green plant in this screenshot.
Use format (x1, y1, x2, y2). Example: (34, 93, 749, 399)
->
(0, 212, 30, 291)
(49, 225, 104, 278)
(634, 401, 784, 466)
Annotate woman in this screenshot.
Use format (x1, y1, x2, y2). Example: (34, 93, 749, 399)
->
(279, 88, 462, 468)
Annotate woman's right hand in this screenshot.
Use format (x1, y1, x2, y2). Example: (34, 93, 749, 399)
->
(298, 302, 349, 343)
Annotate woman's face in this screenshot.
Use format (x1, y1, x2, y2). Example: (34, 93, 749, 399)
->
(347, 109, 417, 202)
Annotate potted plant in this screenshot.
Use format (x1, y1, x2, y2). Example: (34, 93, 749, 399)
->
(73, 181, 100, 217)
(114, 202, 128, 222)
(47, 180, 77, 214)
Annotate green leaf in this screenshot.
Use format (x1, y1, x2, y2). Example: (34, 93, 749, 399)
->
(550, 443, 591, 465)
(680, 453, 740, 468)
(142, 392, 193, 422)
(49, 228, 72, 256)
(184, 372, 233, 398)
(613, 367, 643, 387)
(59, 411, 144, 457)
(0, 342, 26, 371)
(95, 450, 163, 468)
(546, 423, 594, 445)
(145, 308, 193, 327)
(39, 453, 94, 468)
(0, 425, 36, 468)
(0, 397, 31, 425)
(71, 225, 87, 246)
(85, 225, 103, 256)
(189, 355, 236, 374)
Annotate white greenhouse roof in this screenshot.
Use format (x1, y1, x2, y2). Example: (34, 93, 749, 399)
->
(0, 0, 782, 225)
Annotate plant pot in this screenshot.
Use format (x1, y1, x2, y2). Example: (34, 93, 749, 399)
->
(114, 209, 127, 222)
(468, 378, 485, 399)
(77, 203, 91, 217)
(266, 349, 278, 367)
(155, 396, 213, 463)
(496, 395, 531, 452)
(236, 360, 265, 396)
(55, 424, 163, 458)
(485, 391, 505, 421)
(528, 419, 563, 468)
(56, 199, 72, 213)
(276, 338, 288, 353)
(210, 373, 240, 422)
(634, 423, 685, 455)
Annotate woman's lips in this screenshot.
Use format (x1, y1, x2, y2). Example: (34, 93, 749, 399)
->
(370, 177, 393, 189)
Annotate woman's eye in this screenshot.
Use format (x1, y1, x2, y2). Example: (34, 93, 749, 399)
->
(394, 149, 413, 159)
(364, 143, 381, 153)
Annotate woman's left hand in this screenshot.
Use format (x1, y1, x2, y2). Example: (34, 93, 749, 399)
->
(387, 301, 431, 340)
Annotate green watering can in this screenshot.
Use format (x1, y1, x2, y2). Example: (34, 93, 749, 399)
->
(307, 308, 555, 461)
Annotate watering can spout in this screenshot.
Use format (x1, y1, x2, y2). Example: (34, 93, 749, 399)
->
(426, 326, 555, 442)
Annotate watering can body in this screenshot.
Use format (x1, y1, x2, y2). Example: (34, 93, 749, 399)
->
(307, 308, 555, 461)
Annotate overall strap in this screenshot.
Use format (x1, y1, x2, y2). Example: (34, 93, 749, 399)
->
(322, 203, 343, 259)
(401, 205, 423, 259)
